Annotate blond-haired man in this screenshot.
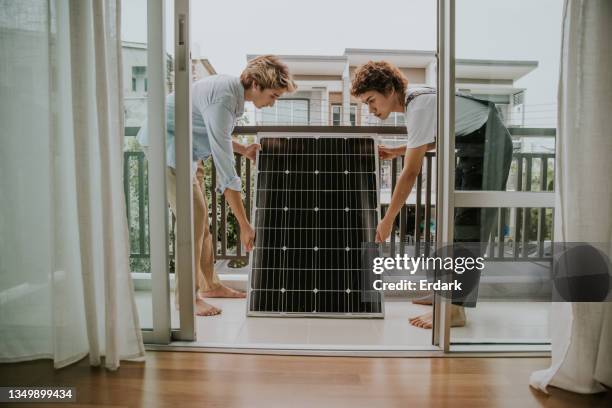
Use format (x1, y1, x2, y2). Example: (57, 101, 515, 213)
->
(139, 55, 296, 316)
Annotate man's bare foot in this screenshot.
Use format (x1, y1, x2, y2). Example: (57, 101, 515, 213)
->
(200, 284, 246, 299)
(195, 299, 221, 316)
(174, 299, 222, 316)
(409, 305, 466, 329)
(411, 293, 433, 305)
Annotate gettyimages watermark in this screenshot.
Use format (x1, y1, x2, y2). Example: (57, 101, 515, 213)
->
(359, 242, 612, 304)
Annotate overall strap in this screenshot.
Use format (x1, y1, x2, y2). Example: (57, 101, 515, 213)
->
(405, 87, 489, 107)
(404, 87, 437, 107)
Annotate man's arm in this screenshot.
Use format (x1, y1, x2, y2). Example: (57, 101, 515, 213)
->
(232, 140, 261, 162)
(378, 143, 435, 160)
(375, 95, 436, 242)
(232, 140, 246, 156)
(202, 103, 255, 251)
(378, 145, 407, 160)
(375, 145, 429, 242)
(224, 189, 255, 251)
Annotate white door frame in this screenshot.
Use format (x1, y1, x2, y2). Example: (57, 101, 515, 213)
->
(144, 0, 196, 344)
(433, 0, 455, 352)
(172, 0, 196, 341)
(142, 0, 171, 345)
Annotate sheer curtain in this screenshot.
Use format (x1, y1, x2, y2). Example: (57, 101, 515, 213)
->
(530, 0, 612, 394)
(0, 0, 144, 370)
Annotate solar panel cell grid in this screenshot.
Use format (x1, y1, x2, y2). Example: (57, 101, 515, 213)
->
(248, 135, 384, 317)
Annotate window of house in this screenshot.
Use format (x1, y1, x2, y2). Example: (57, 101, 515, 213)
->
(131, 66, 147, 93)
(362, 105, 405, 126)
(331, 104, 342, 126)
(261, 99, 309, 125)
(331, 104, 357, 126)
(382, 112, 405, 126)
(513, 91, 525, 105)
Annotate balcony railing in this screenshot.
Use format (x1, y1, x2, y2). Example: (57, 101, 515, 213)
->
(381, 151, 555, 262)
(124, 151, 150, 271)
(123, 127, 556, 272)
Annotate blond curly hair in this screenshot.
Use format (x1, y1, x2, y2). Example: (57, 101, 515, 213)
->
(240, 55, 297, 92)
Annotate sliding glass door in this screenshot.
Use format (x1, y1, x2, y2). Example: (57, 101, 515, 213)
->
(122, 0, 196, 344)
(130, 0, 558, 353)
(434, 0, 559, 352)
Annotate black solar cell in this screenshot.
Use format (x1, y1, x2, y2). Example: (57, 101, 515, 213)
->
(248, 136, 384, 317)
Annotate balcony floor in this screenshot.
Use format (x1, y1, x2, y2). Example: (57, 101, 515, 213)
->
(135, 277, 550, 349)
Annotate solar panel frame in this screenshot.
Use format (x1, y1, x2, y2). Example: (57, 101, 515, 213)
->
(246, 132, 385, 318)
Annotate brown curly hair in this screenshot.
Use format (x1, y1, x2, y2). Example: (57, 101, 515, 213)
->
(351, 61, 408, 104)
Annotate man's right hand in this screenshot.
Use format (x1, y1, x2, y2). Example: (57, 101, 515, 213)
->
(379, 145, 401, 160)
(240, 222, 256, 252)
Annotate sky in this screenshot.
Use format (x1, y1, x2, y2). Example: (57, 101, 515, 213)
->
(122, 0, 564, 127)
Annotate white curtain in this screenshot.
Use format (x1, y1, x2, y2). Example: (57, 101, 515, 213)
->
(0, 0, 145, 370)
(530, 0, 612, 394)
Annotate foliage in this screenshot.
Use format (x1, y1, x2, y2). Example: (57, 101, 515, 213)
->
(123, 127, 255, 272)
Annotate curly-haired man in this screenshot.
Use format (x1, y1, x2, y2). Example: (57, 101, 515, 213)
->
(352, 60, 512, 329)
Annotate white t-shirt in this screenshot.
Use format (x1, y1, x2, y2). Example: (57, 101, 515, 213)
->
(404, 88, 490, 148)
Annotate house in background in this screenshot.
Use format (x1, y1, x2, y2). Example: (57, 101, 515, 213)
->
(122, 41, 215, 131)
(122, 41, 151, 129)
(245, 49, 538, 206)
(248, 49, 537, 128)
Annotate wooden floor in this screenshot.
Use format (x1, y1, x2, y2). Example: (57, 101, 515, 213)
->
(1, 352, 611, 408)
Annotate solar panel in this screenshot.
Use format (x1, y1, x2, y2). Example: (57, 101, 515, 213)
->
(247, 134, 384, 317)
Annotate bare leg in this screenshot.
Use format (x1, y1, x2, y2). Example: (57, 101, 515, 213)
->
(411, 293, 434, 305)
(195, 299, 221, 316)
(200, 285, 246, 298)
(167, 166, 222, 318)
(193, 163, 245, 300)
(174, 298, 221, 316)
(409, 305, 466, 329)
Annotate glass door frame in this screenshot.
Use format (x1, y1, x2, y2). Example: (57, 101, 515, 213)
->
(432, 0, 455, 352)
(144, 0, 554, 353)
(145, 0, 457, 351)
(433, 0, 556, 352)
(141, 0, 196, 344)
(172, 0, 197, 341)
(141, 0, 172, 344)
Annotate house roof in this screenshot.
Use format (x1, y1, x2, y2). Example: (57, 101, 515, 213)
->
(345, 48, 436, 68)
(121, 41, 175, 65)
(247, 49, 538, 82)
(247, 54, 347, 76)
(455, 58, 538, 81)
(193, 58, 217, 75)
(122, 41, 147, 50)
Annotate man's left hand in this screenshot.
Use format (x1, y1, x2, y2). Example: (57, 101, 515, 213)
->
(244, 143, 261, 162)
(375, 217, 394, 243)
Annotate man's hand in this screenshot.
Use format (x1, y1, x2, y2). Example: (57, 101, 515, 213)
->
(224, 188, 255, 251)
(375, 216, 394, 243)
(379, 145, 402, 160)
(240, 222, 256, 252)
(244, 143, 261, 162)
